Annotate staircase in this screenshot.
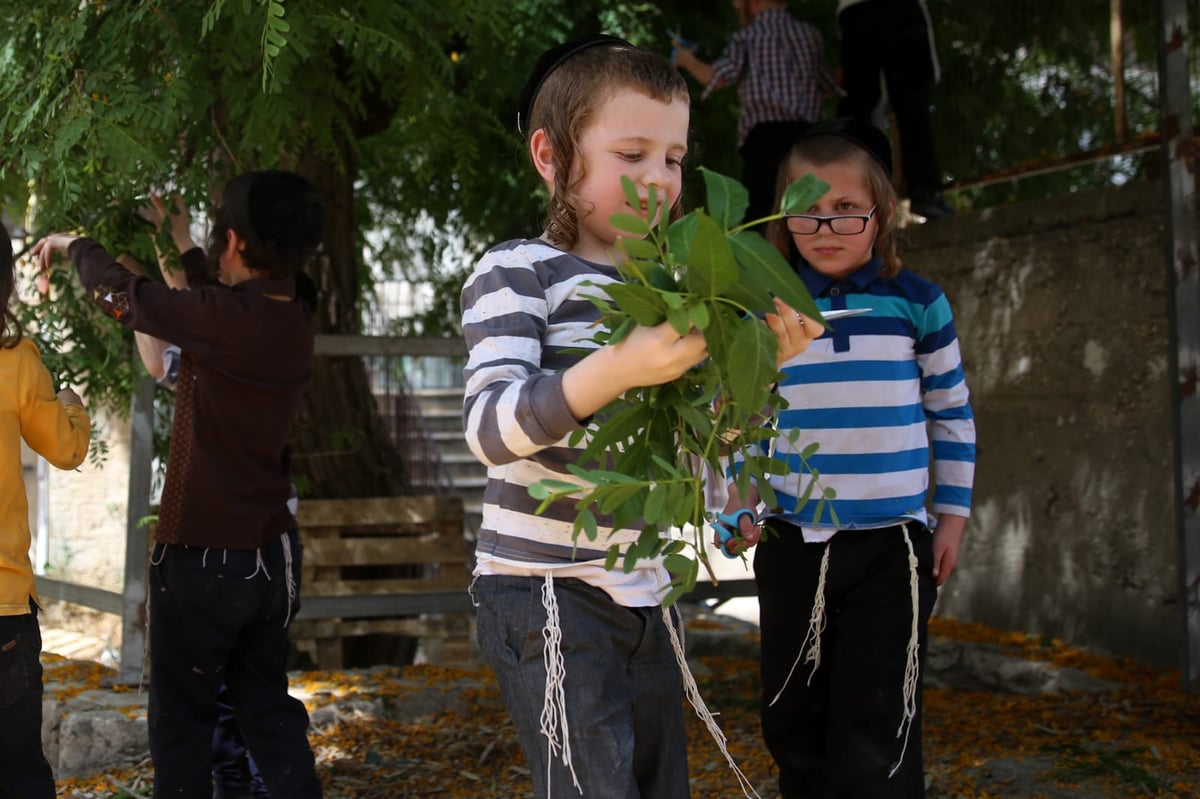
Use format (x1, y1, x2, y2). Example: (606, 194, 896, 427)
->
(412, 387, 486, 538)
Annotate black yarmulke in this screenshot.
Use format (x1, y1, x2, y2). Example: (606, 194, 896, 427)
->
(796, 117, 894, 178)
(516, 33, 631, 135)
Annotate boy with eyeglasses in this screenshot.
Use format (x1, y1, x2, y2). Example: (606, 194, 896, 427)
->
(717, 117, 975, 798)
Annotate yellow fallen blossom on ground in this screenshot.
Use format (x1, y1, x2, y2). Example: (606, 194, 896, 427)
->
(52, 616, 1200, 798)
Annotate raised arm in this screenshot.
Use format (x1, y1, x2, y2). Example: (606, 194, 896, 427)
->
(137, 194, 198, 290)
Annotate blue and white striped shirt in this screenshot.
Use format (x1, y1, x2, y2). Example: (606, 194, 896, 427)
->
(742, 257, 975, 531)
(705, 8, 839, 146)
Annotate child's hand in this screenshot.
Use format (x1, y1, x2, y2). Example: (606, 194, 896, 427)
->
(765, 297, 824, 366)
(139, 194, 194, 252)
(931, 513, 966, 585)
(56, 388, 83, 407)
(561, 320, 708, 420)
(713, 500, 762, 556)
(613, 320, 708, 389)
(30, 234, 82, 291)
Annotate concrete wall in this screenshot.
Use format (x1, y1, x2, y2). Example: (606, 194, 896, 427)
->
(902, 179, 1181, 666)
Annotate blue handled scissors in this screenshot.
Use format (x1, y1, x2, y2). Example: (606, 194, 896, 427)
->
(707, 509, 757, 559)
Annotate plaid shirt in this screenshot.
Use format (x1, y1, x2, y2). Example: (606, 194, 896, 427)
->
(704, 8, 838, 146)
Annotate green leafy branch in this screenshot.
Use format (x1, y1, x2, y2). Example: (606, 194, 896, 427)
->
(529, 168, 836, 606)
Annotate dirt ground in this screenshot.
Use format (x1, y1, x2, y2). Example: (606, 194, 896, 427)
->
(50, 615, 1200, 799)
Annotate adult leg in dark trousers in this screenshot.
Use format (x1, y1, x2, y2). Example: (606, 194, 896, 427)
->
(740, 119, 814, 230)
(0, 604, 55, 799)
(754, 524, 938, 799)
(149, 531, 320, 799)
(838, 0, 952, 218)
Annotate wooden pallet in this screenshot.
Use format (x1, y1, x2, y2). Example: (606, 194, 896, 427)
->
(290, 495, 472, 669)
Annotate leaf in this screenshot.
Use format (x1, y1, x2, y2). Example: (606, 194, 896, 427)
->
(665, 305, 691, 336)
(666, 211, 700, 265)
(682, 212, 739, 297)
(621, 175, 640, 211)
(688, 302, 711, 330)
(724, 317, 777, 411)
(605, 283, 665, 326)
(780, 173, 830, 215)
(579, 507, 598, 542)
(700, 166, 750, 230)
(642, 262, 680, 293)
(609, 316, 637, 345)
(611, 212, 652, 237)
(643, 485, 667, 525)
(729, 231, 823, 320)
(702, 303, 742, 375)
(618, 236, 660, 260)
(527, 479, 582, 500)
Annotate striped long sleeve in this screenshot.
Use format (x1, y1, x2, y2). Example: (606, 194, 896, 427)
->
(461, 239, 648, 565)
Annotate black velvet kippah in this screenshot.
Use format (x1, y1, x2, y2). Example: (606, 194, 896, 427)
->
(796, 117, 894, 178)
(516, 33, 631, 135)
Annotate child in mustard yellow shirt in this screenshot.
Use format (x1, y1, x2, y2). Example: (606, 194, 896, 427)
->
(0, 222, 90, 797)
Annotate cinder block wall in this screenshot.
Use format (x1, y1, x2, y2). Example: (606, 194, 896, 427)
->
(902, 179, 1180, 666)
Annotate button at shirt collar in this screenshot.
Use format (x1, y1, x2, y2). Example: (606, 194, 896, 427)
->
(795, 255, 883, 298)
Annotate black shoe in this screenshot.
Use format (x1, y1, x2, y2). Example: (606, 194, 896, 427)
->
(909, 192, 955, 219)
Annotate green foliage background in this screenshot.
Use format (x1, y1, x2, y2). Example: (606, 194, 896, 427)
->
(0, 0, 1180, 419)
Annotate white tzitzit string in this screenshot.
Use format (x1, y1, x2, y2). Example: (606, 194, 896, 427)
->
(281, 531, 296, 627)
(662, 606, 762, 799)
(538, 573, 582, 795)
(770, 544, 830, 706)
(889, 523, 921, 778)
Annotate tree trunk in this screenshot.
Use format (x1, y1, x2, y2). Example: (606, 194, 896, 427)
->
(290, 131, 413, 499)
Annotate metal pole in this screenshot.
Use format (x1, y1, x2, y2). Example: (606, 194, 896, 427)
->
(1159, 0, 1200, 693)
(1112, 0, 1127, 143)
(117, 374, 155, 685)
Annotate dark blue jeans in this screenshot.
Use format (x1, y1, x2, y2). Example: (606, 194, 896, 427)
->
(0, 603, 54, 799)
(149, 532, 320, 799)
(755, 523, 937, 799)
(475, 575, 691, 799)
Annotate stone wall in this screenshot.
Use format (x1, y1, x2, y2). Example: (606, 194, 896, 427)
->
(901, 179, 1181, 666)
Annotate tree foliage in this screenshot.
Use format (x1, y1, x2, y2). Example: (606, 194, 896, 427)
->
(0, 0, 1180, 492)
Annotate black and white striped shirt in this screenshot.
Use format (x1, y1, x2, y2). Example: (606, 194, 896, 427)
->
(461, 239, 662, 582)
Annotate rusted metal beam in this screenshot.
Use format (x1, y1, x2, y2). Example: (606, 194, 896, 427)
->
(1112, 0, 1127, 143)
(1159, 0, 1200, 693)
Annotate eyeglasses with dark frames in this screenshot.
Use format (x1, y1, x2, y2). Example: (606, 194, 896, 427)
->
(784, 205, 877, 236)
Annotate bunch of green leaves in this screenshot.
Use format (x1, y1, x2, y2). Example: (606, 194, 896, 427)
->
(529, 168, 834, 605)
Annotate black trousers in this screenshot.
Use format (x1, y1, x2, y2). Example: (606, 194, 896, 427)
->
(0, 603, 54, 799)
(740, 118, 814, 230)
(754, 523, 937, 799)
(148, 531, 321, 799)
(837, 0, 943, 198)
